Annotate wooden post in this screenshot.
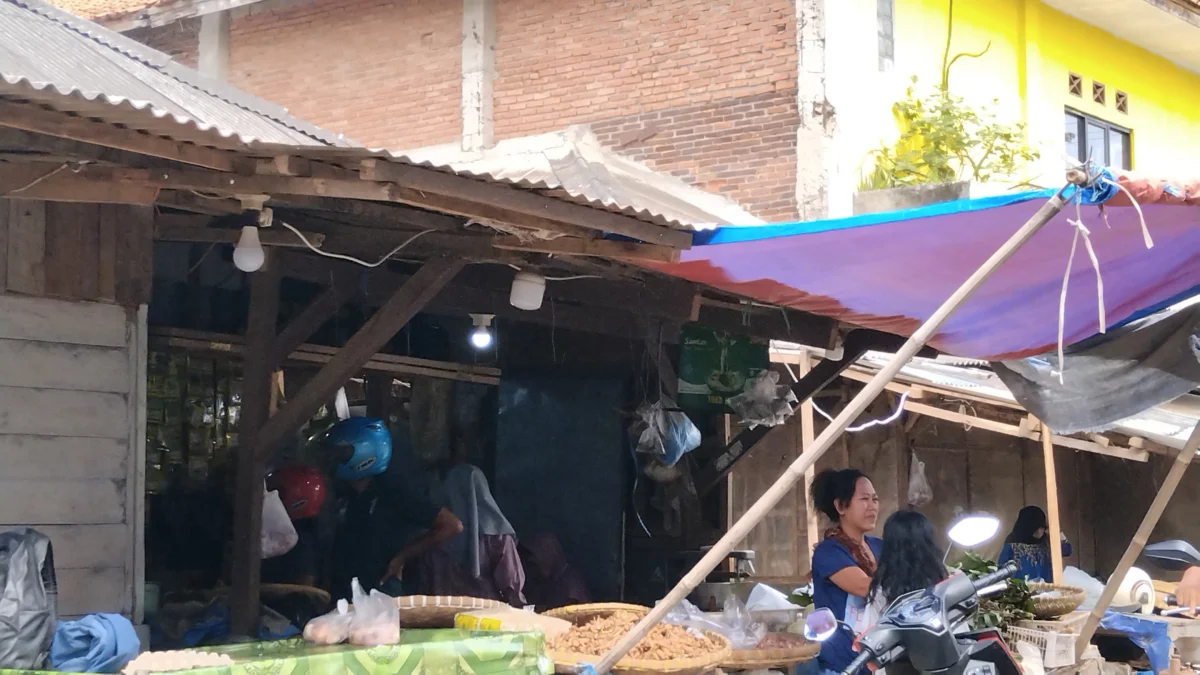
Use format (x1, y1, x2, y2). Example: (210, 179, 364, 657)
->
(1074, 422, 1200, 659)
(253, 256, 463, 458)
(593, 190, 1071, 674)
(1041, 422, 1064, 584)
(800, 353, 819, 568)
(229, 254, 281, 637)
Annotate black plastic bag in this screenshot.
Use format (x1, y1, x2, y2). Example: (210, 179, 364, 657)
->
(0, 528, 57, 669)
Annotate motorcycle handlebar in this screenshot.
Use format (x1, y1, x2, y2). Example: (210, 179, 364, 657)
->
(839, 648, 874, 675)
(972, 560, 1020, 590)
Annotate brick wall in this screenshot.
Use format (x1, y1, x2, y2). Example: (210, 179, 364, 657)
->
(128, 18, 199, 69)
(225, 0, 461, 148)
(592, 90, 798, 222)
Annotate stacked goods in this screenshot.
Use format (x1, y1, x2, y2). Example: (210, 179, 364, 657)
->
(546, 608, 731, 674)
(122, 650, 233, 673)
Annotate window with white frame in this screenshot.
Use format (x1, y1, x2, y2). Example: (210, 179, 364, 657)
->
(1064, 109, 1131, 170)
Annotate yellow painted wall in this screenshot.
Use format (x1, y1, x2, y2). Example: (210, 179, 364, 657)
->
(875, 0, 1200, 184)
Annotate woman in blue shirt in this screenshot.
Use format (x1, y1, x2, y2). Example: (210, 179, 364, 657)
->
(997, 506, 1072, 582)
(810, 469, 882, 675)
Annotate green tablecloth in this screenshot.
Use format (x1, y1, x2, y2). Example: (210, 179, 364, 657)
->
(3, 630, 550, 675)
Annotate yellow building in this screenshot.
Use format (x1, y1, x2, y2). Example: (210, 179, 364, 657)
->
(824, 0, 1200, 216)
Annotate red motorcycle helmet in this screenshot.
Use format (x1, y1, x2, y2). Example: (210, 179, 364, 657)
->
(267, 465, 327, 520)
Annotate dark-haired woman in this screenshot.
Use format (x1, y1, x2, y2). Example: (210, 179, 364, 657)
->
(810, 469, 881, 675)
(868, 510, 949, 613)
(997, 505, 1071, 582)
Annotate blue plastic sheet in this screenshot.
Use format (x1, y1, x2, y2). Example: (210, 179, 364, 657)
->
(1099, 611, 1172, 674)
(50, 614, 140, 674)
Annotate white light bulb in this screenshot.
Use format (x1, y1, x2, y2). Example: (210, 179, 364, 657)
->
(233, 225, 265, 272)
(470, 327, 493, 350)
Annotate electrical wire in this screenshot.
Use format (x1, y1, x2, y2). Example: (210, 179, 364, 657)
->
(4, 162, 80, 196)
(278, 219, 432, 268)
(813, 391, 911, 432)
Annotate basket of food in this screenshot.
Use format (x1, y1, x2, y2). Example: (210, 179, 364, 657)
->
(545, 606, 732, 674)
(393, 595, 507, 628)
(720, 632, 821, 670)
(543, 603, 655, 624)
(1027, 583, 1085, 620)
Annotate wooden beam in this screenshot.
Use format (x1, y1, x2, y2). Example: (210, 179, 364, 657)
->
(229, 254, 280, 637)
(257, 156, 311, 177)
(360, 159, 693, 249)
(1075, 424, 1200, 658)
(0, 127, 179, 169)
(1041, 421, 1064, 584)
(269, 278, 355, 367)
(800, 353, 819, 568)
(268, 194, 465, 232)
(156, 190, 244, 215)
(902, 400, 1148, 461)
(0, 102, 250, 172)
(492, 235, 681, 263)
(0, 163, 159, 204)
(153, 216, 325, 247)
(253, 256, 464, 458)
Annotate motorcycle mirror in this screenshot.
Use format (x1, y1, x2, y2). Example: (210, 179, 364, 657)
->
(803, 607, 839, 642)
(948, 514, 1001, 548)
(1144, 540, 1200, 571)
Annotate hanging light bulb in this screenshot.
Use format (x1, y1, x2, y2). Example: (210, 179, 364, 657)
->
(469, 313, 495, 350)
(233, 225, 265, 272)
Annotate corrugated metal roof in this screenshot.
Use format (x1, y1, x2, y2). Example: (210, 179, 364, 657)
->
(402, 127, 765, 230)
(0, 0, 348, 147)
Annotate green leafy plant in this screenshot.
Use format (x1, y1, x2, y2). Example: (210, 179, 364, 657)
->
(859, 0, 1039, 191)
(953, 552, 1035, 631)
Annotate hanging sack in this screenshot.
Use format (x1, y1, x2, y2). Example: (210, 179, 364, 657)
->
(261, 485, 298, 559)
(907, 452, 933, 507)
(0, 528, 57, 669)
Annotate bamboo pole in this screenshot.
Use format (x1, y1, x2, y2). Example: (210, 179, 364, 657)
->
(801, 353, 819, 568)
(1074, 422, 1200, 659)
(1041, 422, 1064, 584)
(592, 190, 1071, 673)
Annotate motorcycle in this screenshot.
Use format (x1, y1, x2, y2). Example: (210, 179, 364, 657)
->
(1144, 539, 1200, 616)
(805, 559, 1023, 675)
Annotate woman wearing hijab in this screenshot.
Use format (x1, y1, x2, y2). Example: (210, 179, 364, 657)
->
(998, 505, 1072, 581)
(415, 464, 526, 606)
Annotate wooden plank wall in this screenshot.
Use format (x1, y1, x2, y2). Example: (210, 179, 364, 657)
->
(0, 198, 151, 619)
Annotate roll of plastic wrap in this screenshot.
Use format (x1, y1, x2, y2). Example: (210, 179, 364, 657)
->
(1112, 567, 1155, 614)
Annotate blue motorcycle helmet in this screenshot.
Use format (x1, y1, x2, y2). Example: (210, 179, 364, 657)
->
(327, 417, 392, 481)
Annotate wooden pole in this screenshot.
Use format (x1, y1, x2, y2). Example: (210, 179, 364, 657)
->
(800, 353, 819, 568)
(1041, 422, 1064, 584)
(1074, 422, 1200, 659)
(592, 191, 1070, 673)
(229, 254, 281, 637)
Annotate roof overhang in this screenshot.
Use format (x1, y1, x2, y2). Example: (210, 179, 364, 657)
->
(1039, 0, 1200, 74)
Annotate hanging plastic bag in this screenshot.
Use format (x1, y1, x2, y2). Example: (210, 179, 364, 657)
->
(0, 528, 57, 669)
(261, 485, 298, 559)
(728, 370, 798, 429)
(347, 578, 400, 646)
(302, 599, 353, 645)
(632, 397, 701, 467)
(907, 452, 933, 507)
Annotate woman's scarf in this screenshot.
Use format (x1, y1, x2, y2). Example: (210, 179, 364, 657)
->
(824, 526, 876, 576)
(442, 464, 516, 578)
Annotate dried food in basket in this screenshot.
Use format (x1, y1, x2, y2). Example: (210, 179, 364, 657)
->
(1027, 582, 1085, 619)
(548, 610, 731, 673)
(720, 632, 821, 670)
(394, 595, 506, 628)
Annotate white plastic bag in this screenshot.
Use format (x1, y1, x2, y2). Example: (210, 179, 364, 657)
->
(348, 578, 400, 646)
(728, 371, 798, 429)
(302, 599, 352, 645)
(907, 452, 933, 507)
(632, 397, 701, 467)
(663, 597, 765, 651)
(261, 485, 298, 559)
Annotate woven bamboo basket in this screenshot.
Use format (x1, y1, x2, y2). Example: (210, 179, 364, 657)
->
(392, 595, 507, 628)
(720, 633, 820, 670)
(544, 603, 731, 674)
(1028, 583, 1085, 620)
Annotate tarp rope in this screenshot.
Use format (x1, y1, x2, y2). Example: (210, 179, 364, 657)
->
(1054, 167, 1153, 383)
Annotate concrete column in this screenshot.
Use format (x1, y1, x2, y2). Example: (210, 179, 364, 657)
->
(461, 0, 496, 152)
(198, 11, 230, 80)
(794, 0, 833, 219)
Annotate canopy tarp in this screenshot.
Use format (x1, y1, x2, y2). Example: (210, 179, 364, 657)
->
(650, 182, 1200, 361)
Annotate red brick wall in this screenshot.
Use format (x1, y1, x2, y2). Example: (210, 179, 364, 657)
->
(226, 0, 461, 148)
(493, 0, 798, 220)
(128, 18, 199, 69)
